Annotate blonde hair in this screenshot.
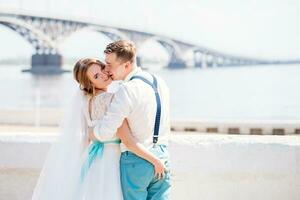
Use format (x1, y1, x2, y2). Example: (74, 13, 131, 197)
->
(104, 40, 136, 63)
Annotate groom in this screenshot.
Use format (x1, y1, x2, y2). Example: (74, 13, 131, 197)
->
(92, 40, 171, 200)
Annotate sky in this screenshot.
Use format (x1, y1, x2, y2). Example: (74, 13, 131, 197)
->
(0, 0, 299, 60)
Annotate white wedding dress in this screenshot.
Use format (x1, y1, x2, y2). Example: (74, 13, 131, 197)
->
(32, 90, 123, 200)
(79, 92, 123, 200)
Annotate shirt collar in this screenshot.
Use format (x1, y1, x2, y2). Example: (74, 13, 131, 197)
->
(124, 66, 142, 82)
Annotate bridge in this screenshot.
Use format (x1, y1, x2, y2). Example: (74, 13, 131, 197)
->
(0, 12, 271, 74)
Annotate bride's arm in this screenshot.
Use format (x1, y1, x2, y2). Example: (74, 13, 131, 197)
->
(117, 119, 166, 179)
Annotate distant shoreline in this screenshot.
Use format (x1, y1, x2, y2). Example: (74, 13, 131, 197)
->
(1, 58, 300, 67)
(0, 58, 79, 66)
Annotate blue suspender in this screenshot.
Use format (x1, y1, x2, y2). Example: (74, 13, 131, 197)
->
(130, 74, 161, 144)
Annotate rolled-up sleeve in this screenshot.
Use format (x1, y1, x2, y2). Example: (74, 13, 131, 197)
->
(93, 85, 133, 141)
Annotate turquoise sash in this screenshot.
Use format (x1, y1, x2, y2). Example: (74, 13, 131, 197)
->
(80, 139, 121, 182)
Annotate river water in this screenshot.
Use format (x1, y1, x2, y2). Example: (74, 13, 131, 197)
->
(1, 64, 299, 121)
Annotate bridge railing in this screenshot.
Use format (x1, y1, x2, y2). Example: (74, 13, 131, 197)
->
(171, 119, 300, 135)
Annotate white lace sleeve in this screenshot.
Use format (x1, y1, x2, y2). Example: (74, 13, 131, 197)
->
(84, 92, 114, 128)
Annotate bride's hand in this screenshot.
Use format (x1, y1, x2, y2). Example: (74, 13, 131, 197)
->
(88, 128, 97, 141)
(152, 158, 166, 180)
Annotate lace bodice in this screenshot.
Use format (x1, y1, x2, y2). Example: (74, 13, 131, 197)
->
(83, 92, 114, 128)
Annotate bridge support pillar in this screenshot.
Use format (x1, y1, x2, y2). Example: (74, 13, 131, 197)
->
(166, 60, 186, 69)
(195, 61, 202, 68)
(23, 53, 69, 75)
(136, 56, 142, 67)
(207, 62, 213, 67)
(167, 62, 186, 69)
(194, 53, 203, 68)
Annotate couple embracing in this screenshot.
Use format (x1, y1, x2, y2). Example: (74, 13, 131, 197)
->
(32, 40, 171, 200)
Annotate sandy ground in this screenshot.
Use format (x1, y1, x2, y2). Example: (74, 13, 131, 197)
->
(0, 125, 299, 200)
(0, 126, 55, 200)
(0, 168, 40, 200)
(0, 125, 58, 134)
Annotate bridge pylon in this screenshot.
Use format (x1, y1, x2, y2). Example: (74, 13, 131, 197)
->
(22, 52, 68, 74)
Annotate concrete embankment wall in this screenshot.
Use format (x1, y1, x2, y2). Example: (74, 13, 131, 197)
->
(1, 109, 300, 135)
(0, 133, 299, 200)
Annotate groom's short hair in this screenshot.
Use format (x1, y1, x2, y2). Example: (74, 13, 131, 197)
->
(104, 40, 136, 63)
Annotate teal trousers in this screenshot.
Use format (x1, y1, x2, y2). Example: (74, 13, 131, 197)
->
(120, 145, 171, 200)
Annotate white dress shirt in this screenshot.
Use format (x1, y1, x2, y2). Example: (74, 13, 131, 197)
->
(93, 67, 171, 152)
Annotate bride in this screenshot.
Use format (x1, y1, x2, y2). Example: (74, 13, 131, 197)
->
(32, 58, 166, 200)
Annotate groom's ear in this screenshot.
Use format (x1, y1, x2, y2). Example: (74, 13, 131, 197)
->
(125, 61, 131, 69)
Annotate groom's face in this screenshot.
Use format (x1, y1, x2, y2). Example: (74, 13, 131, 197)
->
(105, 53, 127, 81)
